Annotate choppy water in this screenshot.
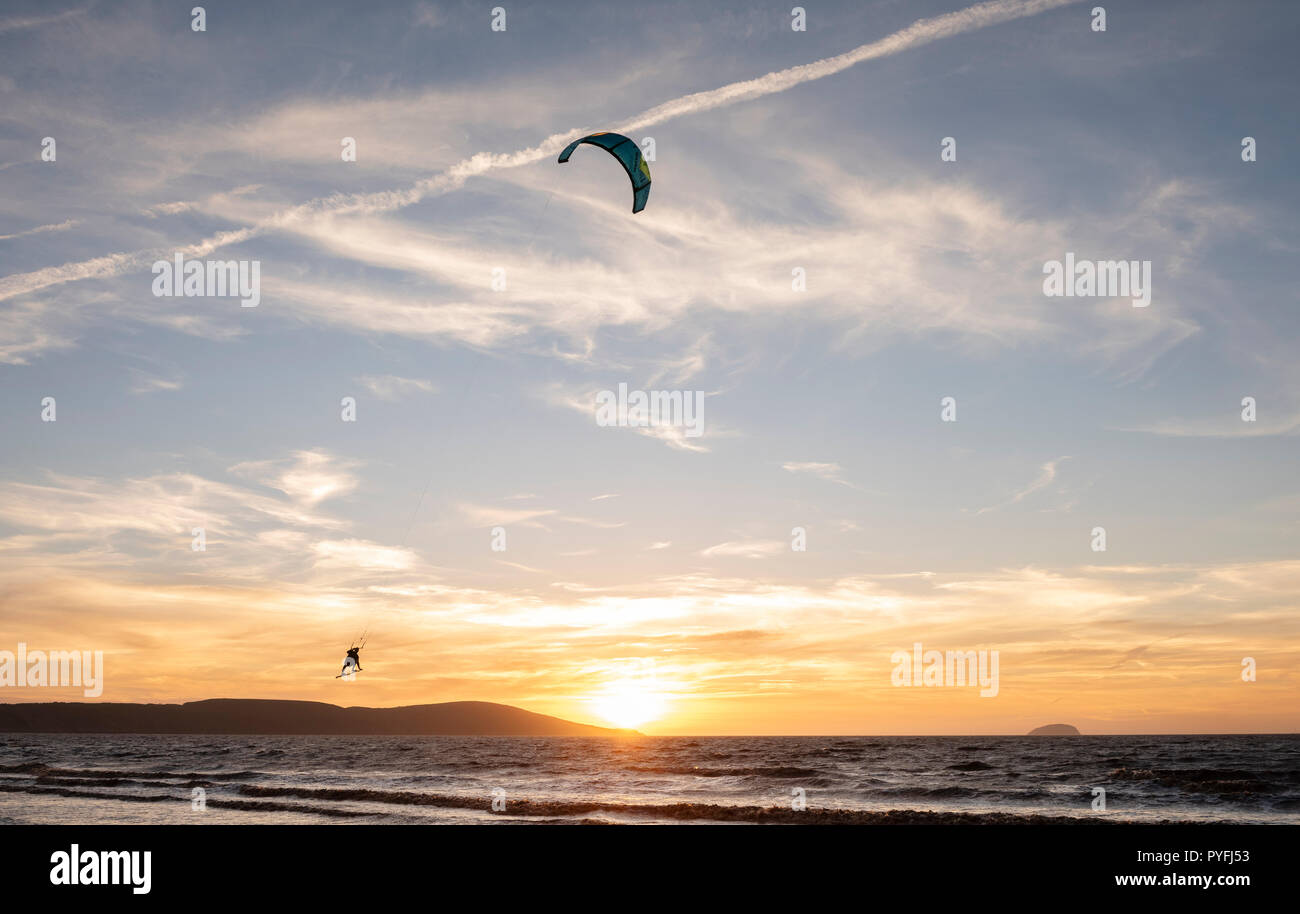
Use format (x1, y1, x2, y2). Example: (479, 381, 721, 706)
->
(1, 733, 1296, 824)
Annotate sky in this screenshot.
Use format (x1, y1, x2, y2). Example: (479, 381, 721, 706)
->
(0, 0, 1297, 735)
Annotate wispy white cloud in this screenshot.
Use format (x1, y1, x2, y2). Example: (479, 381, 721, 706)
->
(312, 538, 416, 571)
(0, 3, 93, 34)
(128, 370, 183, 394)
(701, 540, 786, 559)
(140, 201, 196, 218)
(457, 501, 625, 531)
(0, 219, 79, 241)
(0, 465, 347, 542)
(458, 503, 558, 528)
(496, 559, 548, 574)
(1114, 413, 1300, 438)
(230, 450, 360, 506)
(356, 374, 435, 400)
(782, 461, 856, 488)
(975, 457, 1071, 515)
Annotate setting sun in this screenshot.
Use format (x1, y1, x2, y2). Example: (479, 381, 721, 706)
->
(590, 682, 668, 730)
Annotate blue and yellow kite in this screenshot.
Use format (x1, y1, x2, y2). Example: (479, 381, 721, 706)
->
(557, 132, 651, 213)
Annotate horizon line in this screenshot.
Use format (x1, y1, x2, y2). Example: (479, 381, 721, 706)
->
(1, 698, 1296, 738)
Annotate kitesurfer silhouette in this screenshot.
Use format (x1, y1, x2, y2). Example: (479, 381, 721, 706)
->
(337, 642, 365, 678)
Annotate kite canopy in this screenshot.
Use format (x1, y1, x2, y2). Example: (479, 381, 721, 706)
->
(557, 132, 651, 213)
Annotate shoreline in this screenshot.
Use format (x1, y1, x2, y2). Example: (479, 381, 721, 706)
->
(0, 780, 1204, 825)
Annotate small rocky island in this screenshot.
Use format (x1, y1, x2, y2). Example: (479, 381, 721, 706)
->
(1027, 723, 1081, 735)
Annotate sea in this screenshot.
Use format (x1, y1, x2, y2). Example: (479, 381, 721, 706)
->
(1, 733, 1296, 825)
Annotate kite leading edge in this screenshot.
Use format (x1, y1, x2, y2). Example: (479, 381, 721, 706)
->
(557, 131, 651, 213)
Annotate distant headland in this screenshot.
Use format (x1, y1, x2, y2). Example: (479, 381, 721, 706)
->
(0, 699, 635, 737)
(1027, 723, 1081, 735)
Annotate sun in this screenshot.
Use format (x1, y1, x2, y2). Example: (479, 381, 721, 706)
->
(590, 681, 667, 729)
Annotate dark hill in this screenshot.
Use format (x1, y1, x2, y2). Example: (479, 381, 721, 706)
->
(0, 699, 633, 736)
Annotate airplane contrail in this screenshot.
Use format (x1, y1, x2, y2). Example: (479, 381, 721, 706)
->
(615, 0, 1075, 132)
(0, 0, 1076, 304)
